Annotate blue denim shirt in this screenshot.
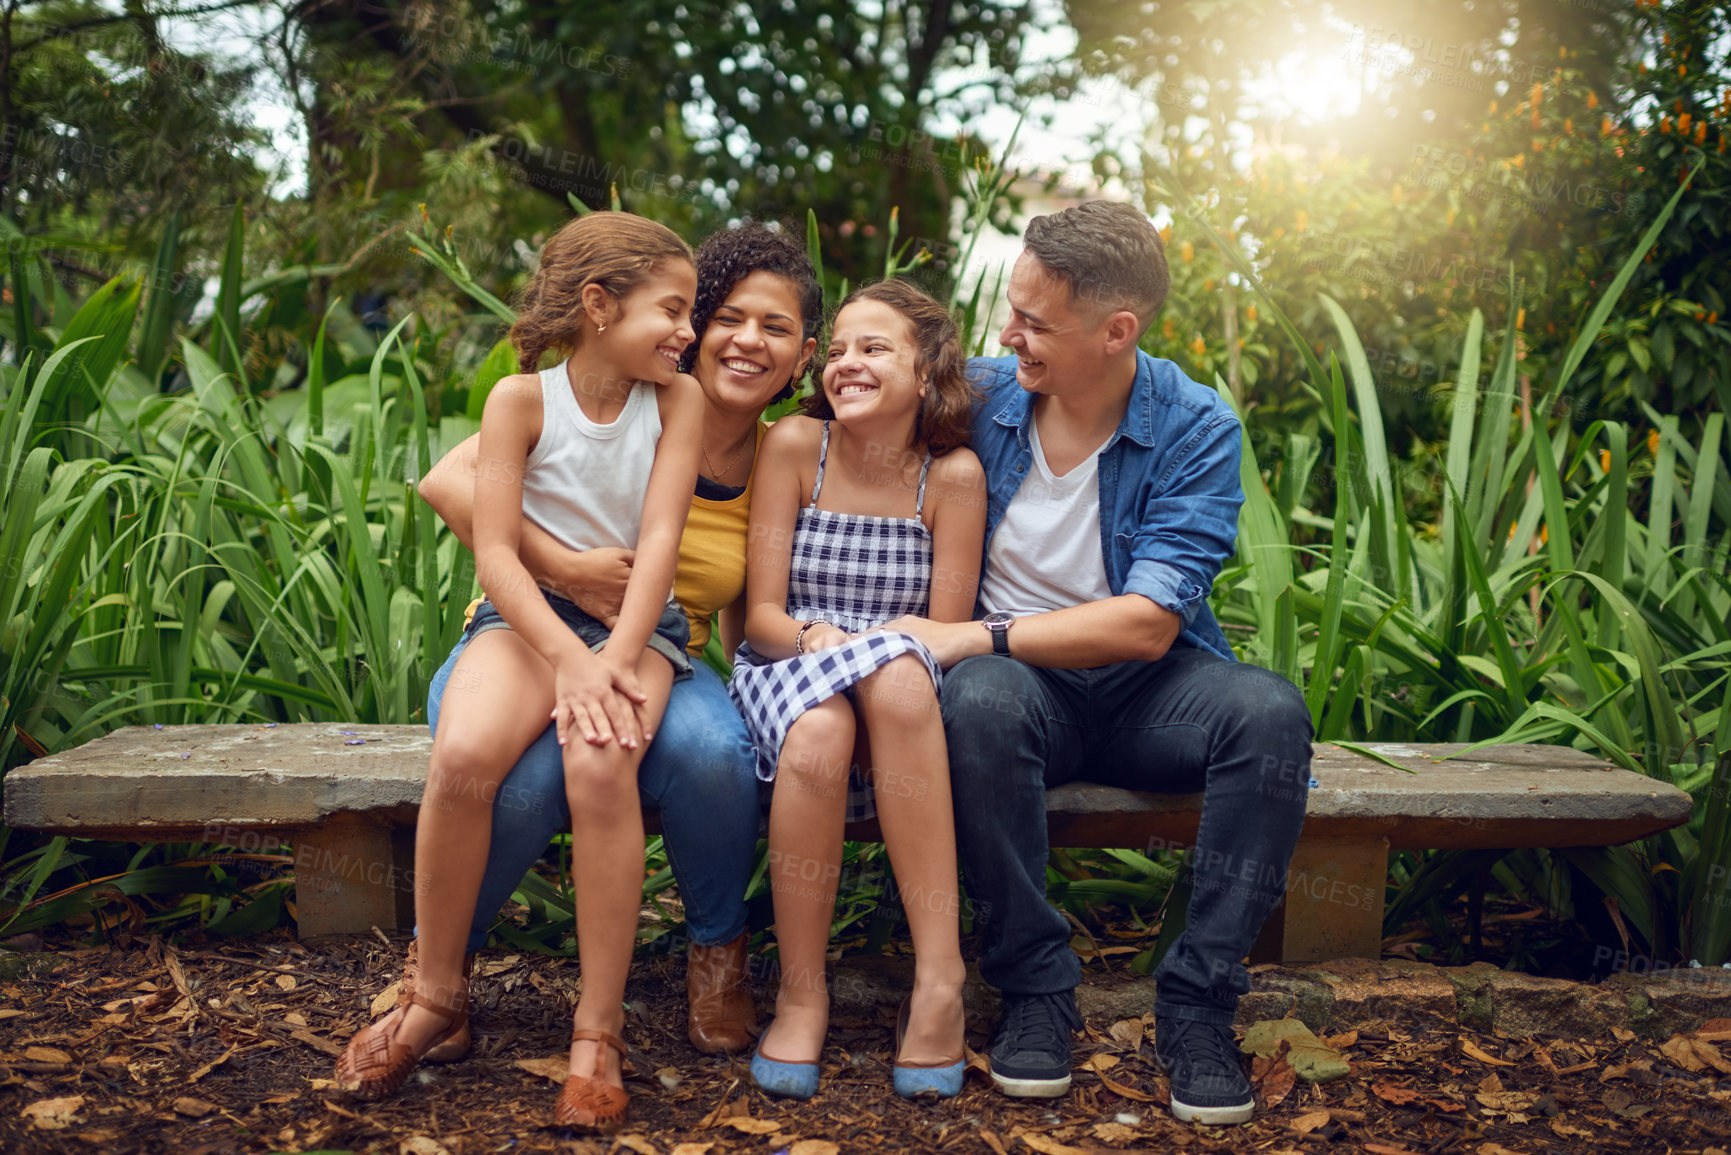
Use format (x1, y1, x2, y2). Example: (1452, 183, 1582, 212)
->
(967, 352, 1243, 662)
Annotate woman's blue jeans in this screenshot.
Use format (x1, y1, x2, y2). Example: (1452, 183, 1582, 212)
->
(427, 637, 761, 953)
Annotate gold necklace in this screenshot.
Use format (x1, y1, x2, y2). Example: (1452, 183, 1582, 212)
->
(702, 430, 752, 483)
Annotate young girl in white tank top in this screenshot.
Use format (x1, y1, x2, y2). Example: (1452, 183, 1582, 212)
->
(335, 213, 704, 1131)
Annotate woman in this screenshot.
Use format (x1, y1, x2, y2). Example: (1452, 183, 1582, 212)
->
(414, 221, 821, 1057)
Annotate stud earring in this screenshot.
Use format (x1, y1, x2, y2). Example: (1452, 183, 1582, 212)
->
(597, 324, 608, 334)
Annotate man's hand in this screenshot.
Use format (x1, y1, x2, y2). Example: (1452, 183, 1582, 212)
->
(553, 548, 634, 627)
(880, 615, 987, 669)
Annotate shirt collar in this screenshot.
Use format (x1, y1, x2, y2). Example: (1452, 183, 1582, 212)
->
(989, 351, 1158, 449)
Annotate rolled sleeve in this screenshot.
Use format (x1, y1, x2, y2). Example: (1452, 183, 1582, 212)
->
(1124, 559, 1211, 625)
(1122, 412, 1243, 626)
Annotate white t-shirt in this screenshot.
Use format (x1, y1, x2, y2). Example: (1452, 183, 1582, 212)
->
(979, 417, 1113, 616)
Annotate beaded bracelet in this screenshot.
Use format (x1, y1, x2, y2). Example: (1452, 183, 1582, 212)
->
(793, 618, 834, 655)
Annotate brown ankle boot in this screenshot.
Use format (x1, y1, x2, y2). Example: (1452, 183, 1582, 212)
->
(686, 930, 758, 1054)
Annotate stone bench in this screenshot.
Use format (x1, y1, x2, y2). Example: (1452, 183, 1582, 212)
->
(2, 725, 1692, 961)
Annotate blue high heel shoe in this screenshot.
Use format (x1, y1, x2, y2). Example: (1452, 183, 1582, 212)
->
(749, 1025, 820, 1100)
(893, 997, 966, 1099)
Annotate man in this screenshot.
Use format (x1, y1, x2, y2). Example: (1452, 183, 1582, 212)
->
(888, 200, 1312, 1125)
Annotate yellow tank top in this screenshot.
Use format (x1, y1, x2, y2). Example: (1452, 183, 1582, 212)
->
(674, 424, 765, 655)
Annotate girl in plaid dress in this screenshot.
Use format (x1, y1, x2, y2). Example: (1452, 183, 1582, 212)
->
(732, 282, 986, 1099)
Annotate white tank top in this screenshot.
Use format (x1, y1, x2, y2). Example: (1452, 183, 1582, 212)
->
(519, 358, 662, 553)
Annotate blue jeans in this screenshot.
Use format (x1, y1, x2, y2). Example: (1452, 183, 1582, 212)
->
(427, 639, 761, 954)
(940, 647, 1312, 1027)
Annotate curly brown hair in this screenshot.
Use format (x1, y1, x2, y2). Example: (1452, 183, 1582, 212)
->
(676, 222, 823, 403)
(802, 280, 977, 457)
(508, 212, 694, 373)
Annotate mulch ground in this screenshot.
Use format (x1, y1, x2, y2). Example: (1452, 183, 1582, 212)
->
(3, 930, 1730, 1155)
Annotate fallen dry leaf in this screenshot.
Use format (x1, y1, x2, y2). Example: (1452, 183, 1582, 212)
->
(1361, 1145, 1420, 1155)
(1550, 1119, 1596, 1139)
(1325, 1029, 1359, 1050)
(1085, 1051, 1120, 1072)
(173, 1097, 215, 1118)
(513, 1056, 570, 1083)
(22, 1046, 71, 1065)
(1476, 1071, 1504, 1094)
(669, 1145, 714, 1155)
(1108, 1017, 1145, 1050)
(20, 1095, 84, 1130)
(1660, 1034, 1731, 1074)
(613, 1135, 659, 1155)
(399, 1138, 451, 1155)
(287, 1028, 343, 1058)
(1091, 1122, 1140, 1142)
(1252, 1053, 1298, 1109)
(1095, 1063, 1157, 1102)
(1373, 1081, 1424, 1105)
(1291, 1109, 1331, 1133)
(370, 980, 403, 1017)
(1461, 1038, 1514, 1067)
(275, 973, 297, 992)
(789, 1142, 841, 1155)
(698, 1094, 752, 1128)
(722, 1118, 780, 1136)
(980, 1129, 1009, 1155)
(1013, 1130, 1090, 1155)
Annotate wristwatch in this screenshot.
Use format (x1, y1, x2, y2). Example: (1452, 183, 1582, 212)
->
(981, 611, 1015, 657)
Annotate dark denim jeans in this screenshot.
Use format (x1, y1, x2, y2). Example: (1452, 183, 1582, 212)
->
(428, 639, 761, 954)
(940, 647, 1312, 1027)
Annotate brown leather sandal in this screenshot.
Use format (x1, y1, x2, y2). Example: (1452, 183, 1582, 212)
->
(553, 1027, 630, 1129)
(400, 940, 475, 1063)
(334, 982, 470, 1100)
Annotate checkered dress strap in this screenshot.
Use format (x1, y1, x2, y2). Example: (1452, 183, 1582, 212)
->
(809, 421, 831, 506)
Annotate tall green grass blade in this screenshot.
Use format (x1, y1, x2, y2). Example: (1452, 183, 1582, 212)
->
(215, 200, 245, 381)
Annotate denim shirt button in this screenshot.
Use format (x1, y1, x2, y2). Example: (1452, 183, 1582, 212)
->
(1015, 464, 1024, 473)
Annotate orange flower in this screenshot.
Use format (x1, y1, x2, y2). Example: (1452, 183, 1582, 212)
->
(1647, 429, 1660, 455)
(1602, 116, 1614, 136)
(1516, 307, 1526, 330)
(1587, 91, 1599, 110)
(1695, 121, 1707, 144)
(1162, 317, 1176, 339)
(1661, 116, 1672, 134)
(1564, 118, 1574, 135)
(1246, 305, 1258, 323)
(1159, 225, 1172, 244)
(1709, 312, 1719, 325)
(1600, 449, 1611, 473)
(1189, 336, 1207, 357)
(1679, 113, 1692, 135)
(1531, 82, 1544, 107)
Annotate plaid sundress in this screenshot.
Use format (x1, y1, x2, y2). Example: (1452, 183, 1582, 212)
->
(729, 422, 943, 823)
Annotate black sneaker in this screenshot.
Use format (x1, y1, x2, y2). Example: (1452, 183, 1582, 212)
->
(1154, 1019, 1254, 1124)
(988, 991, 1082, 1098)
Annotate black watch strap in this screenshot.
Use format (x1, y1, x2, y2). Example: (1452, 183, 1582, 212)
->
(991, 626, 1011, 656)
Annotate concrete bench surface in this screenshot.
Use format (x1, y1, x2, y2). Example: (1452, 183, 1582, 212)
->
(3, 724, 1694, 963)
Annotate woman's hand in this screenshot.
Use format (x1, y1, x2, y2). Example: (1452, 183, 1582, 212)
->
(556, 548, 635, 627)
(552, 647, 648, 749)
(600, 648, 653, 749)
(801, 622, 853, 653)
